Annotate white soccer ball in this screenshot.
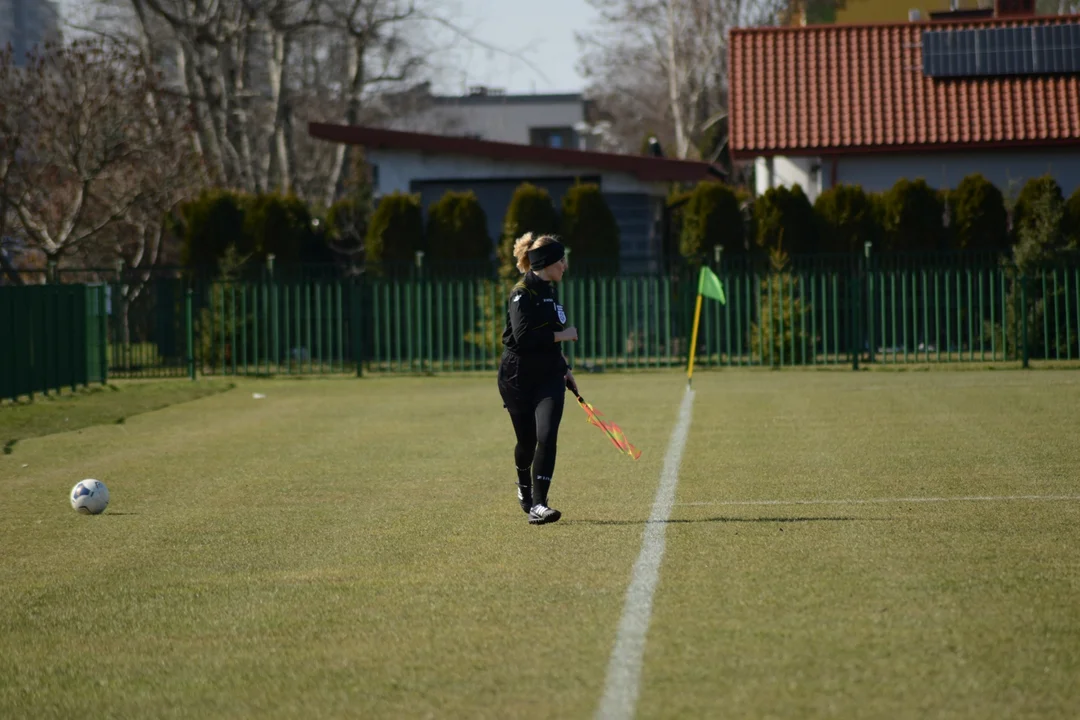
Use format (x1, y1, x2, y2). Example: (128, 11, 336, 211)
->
(70, 479, 110, 515)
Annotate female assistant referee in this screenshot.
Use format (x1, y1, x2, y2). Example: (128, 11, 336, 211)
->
(497, 233, 579, 525)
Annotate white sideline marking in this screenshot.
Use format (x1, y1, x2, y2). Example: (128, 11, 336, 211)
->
(675, 494, 1080, 508)
(596, 388, 695, 720)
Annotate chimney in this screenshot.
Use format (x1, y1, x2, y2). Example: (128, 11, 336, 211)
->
(909, 8, 921, 20)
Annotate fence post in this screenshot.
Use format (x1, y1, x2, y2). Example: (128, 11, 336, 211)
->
(851, 250, 859, 369)
(99, 285, 108, 385)
(1020, 274, 1029, 369)
(185, 287, 196, 380)
(267, 255, 278, 373)
(352, 278, 364, 377)
(864, 241, 874, 364)
(713, 245, 723, 367)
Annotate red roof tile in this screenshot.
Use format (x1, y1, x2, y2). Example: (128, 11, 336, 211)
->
(729, 16, 1080, 159)
(307, 123, 717, 183)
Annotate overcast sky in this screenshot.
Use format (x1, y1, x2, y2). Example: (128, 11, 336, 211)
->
(54, 0, 598, 95)
(431, 0, 598, 94)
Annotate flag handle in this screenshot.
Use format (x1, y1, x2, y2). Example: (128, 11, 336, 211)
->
(687, 292, 704, 385)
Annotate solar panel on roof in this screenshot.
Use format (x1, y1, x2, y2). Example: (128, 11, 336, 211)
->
(922, 23, 1080, 78)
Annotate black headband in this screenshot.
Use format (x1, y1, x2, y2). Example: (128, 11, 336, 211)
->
(527, 241, 565, 271)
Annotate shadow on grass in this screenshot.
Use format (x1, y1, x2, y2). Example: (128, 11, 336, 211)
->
(565, 516, 879, 526)
(1, 380, 236, 455)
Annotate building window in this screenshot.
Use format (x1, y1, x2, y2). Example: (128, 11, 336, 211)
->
(530, 127, 575, 149)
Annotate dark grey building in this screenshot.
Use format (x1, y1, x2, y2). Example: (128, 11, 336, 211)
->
(309, 122, 719, 274)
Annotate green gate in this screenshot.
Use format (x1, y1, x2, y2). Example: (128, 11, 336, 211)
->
(1, 284, 107, 401)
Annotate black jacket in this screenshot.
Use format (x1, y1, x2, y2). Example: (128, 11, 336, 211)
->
(501, 271, 568, 378)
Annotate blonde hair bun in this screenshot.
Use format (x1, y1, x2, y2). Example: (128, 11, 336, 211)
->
(512, 232, 559, 274)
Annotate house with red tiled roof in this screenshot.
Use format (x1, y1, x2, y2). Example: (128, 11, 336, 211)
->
(729, 5, 1080, 202)
(308, 121, 717, 273)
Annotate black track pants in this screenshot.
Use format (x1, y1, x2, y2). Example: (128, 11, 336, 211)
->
(498, 353, 566, 500)
(507, 389, 565, 486)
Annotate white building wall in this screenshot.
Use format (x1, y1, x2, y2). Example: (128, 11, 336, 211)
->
(392, 96, 586, 147)
(757, 150, 1080, 201)
(830, 150, 1080, 197)
(754, 155, 823, 201)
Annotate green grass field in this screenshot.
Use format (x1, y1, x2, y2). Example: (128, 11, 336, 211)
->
(2, 370, 1079, 719)
(1, 380, 234, 453)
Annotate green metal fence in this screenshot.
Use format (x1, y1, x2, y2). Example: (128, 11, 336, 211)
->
(6, 263, 1079, 387)
(196, 279, 362, 376)
(1, 284, 107, 401)
(688, 265, 1077, 368)
(104, 279, 192, 378)
(355, 266, 1078, 372)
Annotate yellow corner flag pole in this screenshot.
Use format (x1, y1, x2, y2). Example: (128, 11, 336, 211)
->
(687, 292, 704, 386)
(687, 265, 726, 387)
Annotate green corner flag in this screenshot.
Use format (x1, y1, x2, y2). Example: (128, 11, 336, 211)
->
(698, 266, 726, 304)
(687, 265, 726, 384)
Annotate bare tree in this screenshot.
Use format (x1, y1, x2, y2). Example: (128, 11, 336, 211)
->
(111, 135, 199, 342)
(120, 0, 254, 189)
(577, 0, 786, 161)
(0, 38, 190, 284)
(0, 53, 20, 283)
(79, 0, 432, 203)
(255, 0, 322, 195)
(0, 193, 20, 284)
(65, 0, 550, 218)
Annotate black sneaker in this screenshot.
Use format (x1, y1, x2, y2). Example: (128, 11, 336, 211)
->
(517, 483, 533, 514)
(528, 504, 562, 525)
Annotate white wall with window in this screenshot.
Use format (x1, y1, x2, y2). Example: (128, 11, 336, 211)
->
(752, 150, 1080, 200)
(832, 150, 1080, 197)
(391, 89, 595, 150)
(754, 155, 824, 202)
